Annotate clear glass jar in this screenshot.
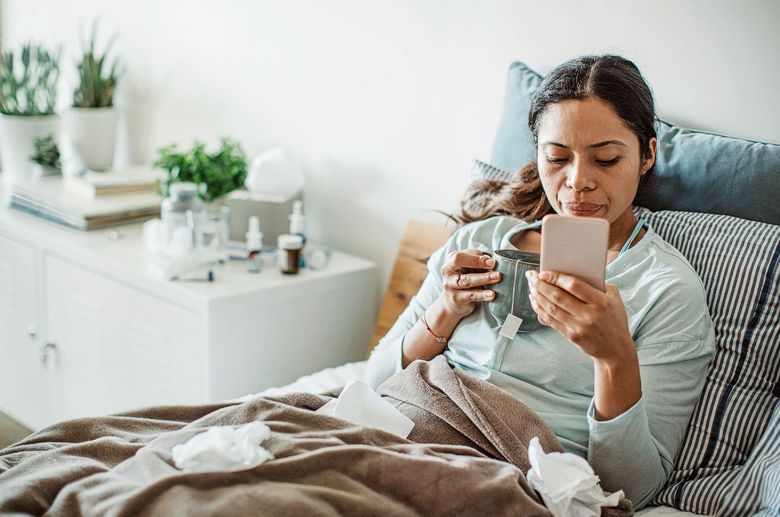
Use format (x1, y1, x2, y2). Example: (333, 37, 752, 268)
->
(160, 182, 205, 249)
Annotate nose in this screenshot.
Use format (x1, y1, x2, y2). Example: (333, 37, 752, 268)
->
(565, 157, 596, 191)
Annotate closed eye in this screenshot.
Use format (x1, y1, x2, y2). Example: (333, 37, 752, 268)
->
(596, 158, 620, 166)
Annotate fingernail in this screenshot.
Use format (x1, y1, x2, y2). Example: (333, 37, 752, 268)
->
(539, 271, 550, 281)
(490, 272, 500, 280)
(485, 258, 496, 267)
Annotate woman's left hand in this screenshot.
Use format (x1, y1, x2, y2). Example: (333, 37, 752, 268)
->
(526, 269, 634, 364)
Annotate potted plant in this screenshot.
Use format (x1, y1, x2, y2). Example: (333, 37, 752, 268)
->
(0, 42, 61, 185)
(63, 21, 120, 172)
(154, 138, 248, 205)
(30, 134, 62, 176)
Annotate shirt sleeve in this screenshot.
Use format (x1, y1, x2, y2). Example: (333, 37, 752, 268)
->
(587, 282, 716, 508)
(363, 271, 442, 389)
(363, 220, 495, 389)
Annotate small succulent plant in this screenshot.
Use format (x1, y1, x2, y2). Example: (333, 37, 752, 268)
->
(72, 21, 120, 108)
(0, 42, 61, 116)
(30, 134, 62, 168)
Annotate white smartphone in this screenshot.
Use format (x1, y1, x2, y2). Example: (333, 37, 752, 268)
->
(540, 215, 609, 291)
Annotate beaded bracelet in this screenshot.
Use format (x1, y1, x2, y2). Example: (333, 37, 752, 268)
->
(421, 309, 448, 345)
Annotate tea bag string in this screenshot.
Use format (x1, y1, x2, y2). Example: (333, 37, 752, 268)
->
(510, 258, 520, 315)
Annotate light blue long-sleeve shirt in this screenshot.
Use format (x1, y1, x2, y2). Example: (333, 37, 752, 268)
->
(365, 215, 715, 509)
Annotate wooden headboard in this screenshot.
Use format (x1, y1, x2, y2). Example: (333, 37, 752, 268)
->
(366, 219, 455, 357)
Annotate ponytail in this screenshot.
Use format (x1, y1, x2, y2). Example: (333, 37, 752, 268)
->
(456, 161, 553, 225)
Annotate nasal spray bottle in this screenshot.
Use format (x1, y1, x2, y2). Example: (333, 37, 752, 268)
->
(246, 216, 263, 273)
(288, 200, 306, 268)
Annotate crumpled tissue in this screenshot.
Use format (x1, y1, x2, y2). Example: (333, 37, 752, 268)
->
(316, 379, 415, 439)
(172, 421, 273, 472)
(527, 436, 623, 517)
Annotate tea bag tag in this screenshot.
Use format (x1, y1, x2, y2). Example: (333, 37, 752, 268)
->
(499, 314, 523, 339)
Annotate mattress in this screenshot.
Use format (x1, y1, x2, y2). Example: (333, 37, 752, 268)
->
(254, 360, 706, 517)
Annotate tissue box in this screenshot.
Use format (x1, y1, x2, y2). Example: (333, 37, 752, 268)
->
(226, 190, 302, 244)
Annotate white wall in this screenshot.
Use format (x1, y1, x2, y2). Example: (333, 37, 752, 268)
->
(3, 0, 779, 286)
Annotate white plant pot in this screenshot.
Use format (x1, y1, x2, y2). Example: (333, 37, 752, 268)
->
(0, 114, 59, 186)
(64, 107, 118, 172)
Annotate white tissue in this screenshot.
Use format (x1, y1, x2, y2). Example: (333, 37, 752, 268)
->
(527, 436, 623, 517)
(172, 421, 273, 472)
(245, 148, 305, 198)
(316, 379, 415, 439)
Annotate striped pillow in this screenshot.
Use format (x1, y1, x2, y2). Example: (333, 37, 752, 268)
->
(468, 159, 512, 183)
(713, 400, 780, 516)
(635, 208, 780, 514)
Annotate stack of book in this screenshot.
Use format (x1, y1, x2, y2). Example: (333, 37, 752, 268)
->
(63, 166, 163, 198)
(8, 167, 164, 230)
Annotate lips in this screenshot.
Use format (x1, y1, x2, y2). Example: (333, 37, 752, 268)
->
(562, 202, 603, 216)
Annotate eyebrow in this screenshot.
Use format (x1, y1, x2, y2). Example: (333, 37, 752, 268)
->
(542, 140, 627, 149)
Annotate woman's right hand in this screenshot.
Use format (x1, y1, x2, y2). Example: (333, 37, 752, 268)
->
(439, 249, 501, 318)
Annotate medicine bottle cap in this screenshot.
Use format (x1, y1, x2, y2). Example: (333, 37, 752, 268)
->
(246, 216, 263, 250)
(278, 233, 303, 250)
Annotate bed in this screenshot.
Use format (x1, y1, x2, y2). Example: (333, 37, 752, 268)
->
(1, 212, 777, 516)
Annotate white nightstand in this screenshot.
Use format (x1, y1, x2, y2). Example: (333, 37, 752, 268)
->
(0, 206, 379, 430)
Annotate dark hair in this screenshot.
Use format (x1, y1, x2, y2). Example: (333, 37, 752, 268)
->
(459, 55, 657, 224)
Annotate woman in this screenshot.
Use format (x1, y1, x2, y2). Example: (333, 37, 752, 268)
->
(365, 55, 715, 509)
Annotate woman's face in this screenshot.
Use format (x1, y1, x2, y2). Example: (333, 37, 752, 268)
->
(536, 96, 656, 247)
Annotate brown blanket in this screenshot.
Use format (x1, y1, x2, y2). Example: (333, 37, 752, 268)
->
(0, 357, 632, 516)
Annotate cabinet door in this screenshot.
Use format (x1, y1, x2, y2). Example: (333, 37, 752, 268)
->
(0, 234, 47, 429)
(44, 255, 205, 424)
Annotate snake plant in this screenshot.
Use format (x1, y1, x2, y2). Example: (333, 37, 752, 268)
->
(0, 42, 61, 116)
(72, 22, 120, 108)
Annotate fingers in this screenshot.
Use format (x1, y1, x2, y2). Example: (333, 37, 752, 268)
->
(446, 250, 496, 272)
(529, 294, 567, 332)
(452, 288, 495, 303)
(444, 270, 501, 290)
(529, 287, 574, 324)
(527, 271, 583, 315)
(534, 270, 600, 303)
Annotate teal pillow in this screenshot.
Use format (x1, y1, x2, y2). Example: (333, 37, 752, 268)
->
(490, 62, 543, 172)
(489, 61, 780, 225)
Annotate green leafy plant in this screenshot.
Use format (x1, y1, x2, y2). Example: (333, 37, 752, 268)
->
(0, 42, 61, 116)
(72, 21, 120, 108)
(30, 134, 61, 168)
(154, 138, 248, 203)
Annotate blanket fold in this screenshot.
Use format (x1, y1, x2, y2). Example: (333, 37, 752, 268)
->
(0, 357, 632, 517)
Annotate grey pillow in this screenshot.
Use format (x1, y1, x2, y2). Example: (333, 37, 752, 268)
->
(489, 61, 780, 225)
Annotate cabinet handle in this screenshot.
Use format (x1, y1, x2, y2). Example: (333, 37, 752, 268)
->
(41, 338, 58, 365)
(26, 324, 37, 338)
